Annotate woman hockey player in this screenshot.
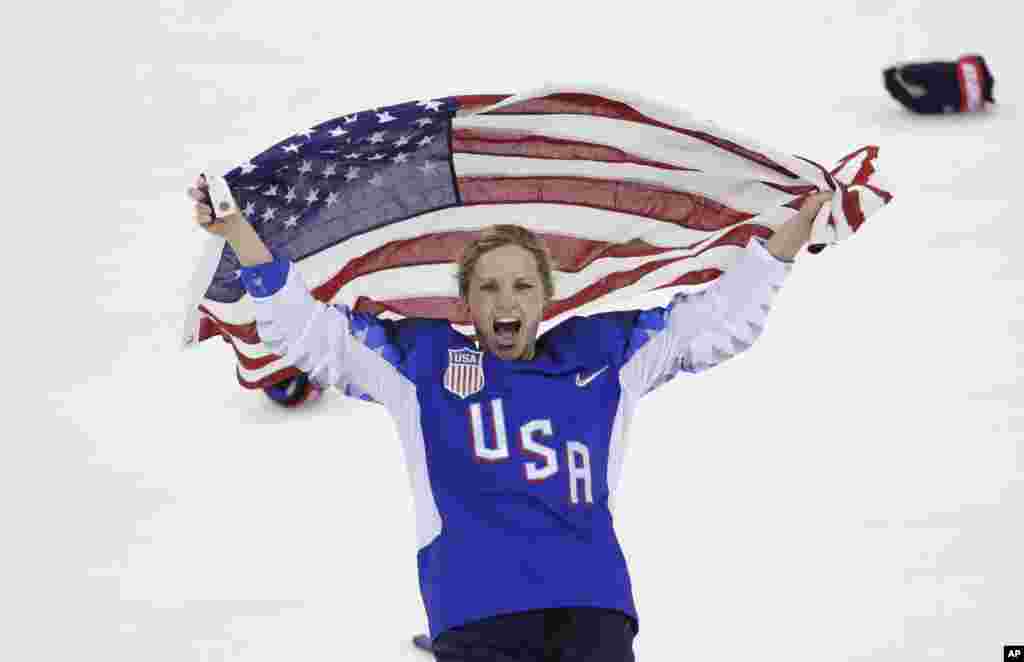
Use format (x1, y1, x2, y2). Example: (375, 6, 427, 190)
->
(189, 176, 831, 661)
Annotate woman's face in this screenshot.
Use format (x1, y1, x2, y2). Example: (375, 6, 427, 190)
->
(464, 243, 547, 361)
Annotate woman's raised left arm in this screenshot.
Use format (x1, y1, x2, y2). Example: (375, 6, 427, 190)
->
(619, 192, 831, 392)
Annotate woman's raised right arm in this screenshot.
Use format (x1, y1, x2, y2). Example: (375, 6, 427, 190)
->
(188, 176, 413, 407)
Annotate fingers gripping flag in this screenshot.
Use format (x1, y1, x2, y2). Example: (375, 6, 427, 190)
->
(183, 83, 894, 391)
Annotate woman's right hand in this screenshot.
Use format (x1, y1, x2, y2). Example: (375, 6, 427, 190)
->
(187, 174, 275, 266)
(187, 174, 244, 239)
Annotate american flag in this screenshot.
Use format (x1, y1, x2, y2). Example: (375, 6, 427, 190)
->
(184, 83, 893, 391)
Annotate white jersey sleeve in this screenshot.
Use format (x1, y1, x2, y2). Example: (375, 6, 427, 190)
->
(240, 254, 412, 410)
(619, 237, 793, 396)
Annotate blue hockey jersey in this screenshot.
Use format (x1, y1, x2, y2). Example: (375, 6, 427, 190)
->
(239, 236, 792, 638)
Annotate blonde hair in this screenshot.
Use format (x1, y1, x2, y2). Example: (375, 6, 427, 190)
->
(457, 225, 555, 301)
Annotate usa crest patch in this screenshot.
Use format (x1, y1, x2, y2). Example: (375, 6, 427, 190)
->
(444, 347, 485, 399)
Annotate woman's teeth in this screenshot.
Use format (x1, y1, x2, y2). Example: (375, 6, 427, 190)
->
(493, 318, 521, 347)
(493, 318, 521, 333)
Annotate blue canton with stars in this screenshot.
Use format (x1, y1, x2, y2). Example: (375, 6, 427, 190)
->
(205, 96, 462, 303)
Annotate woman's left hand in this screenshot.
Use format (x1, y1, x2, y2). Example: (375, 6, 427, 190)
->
(766, 191, 833, 261)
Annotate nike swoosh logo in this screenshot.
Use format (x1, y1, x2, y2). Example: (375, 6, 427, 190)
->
(576, 366, 608, 388)
(893, 70, 927, 99)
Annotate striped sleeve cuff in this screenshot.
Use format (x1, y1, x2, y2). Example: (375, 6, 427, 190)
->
(240, 252, 291, 298)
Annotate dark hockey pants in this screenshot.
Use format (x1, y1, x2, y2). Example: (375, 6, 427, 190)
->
(431, 607, 637, 662)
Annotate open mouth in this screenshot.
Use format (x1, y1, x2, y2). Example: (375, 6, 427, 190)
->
(492, 318, 522, 349)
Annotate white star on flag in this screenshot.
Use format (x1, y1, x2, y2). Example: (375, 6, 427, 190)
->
(394, 135, 411, 147)
(326, 191, 341, 206)
(376, 111, 397, 123)
(298, 160, 313, 175)
(416, 99, 443, 112)
(243, 201, 257, 217)
(240, 162, 258, 175)
(345, 167, 360, 181)
(283, 215, 299, 228)
(415, 118, 433, 128)
(261, 207, 277, 222)
(369, 131, 386, 144)
(322, 163, 338, 177)
(285, 187, 297, 203)
(392, 152, 410, 164)
(369, 173, 384, 186)
(345, 152, 361, 159)
(297, 128, 315, 140)
(306, 189, 320, 205)
(329, 126, 349, 138)
(343, 114, 358, 124)
(418, 135, 434, 147)
(368, 153, 386, 161)
(264, 184, 279, 196)
(418, 160, 438, 175)
(283, 143, 301, 154)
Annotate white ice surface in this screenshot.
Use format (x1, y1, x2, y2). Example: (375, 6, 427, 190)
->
(5, 1, 1020, 660)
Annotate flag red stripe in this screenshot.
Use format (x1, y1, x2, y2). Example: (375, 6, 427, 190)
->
(199, 305, 262, 345)
(456, 176, 755, 230)
(653, 268, 724, 289)
(229, 338, 280, 370)
(832, 145, 878, 186)
(844, 187, 867, 233)
(454, 94, 515, 112)
(755, 181, 821, 197)
(198, 316, 221, 343)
